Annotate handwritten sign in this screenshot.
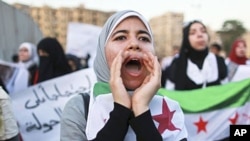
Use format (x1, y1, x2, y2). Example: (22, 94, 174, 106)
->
(10, 68, 97, 141)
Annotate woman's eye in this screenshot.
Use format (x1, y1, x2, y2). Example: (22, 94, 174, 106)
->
(201, 29, 207, 33)
(189, 31, 195, 35)
(114, 36, 126, 41)
(139, 37, 150, 42)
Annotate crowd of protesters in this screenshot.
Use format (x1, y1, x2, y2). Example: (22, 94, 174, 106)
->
(0, 10, 250, 141)
(0, 37, 88, 141)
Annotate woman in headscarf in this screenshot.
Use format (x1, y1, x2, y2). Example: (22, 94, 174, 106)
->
(227, 39, 249, 65)
(17, 42, 38, 85)
(163, 20, 228, 90)
(60, 10, 188, 141)
(226, 39, 250, 81)
(36, 37, 71, 83)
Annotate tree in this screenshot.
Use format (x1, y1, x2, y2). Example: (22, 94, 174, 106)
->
(217, 20, 246, 55)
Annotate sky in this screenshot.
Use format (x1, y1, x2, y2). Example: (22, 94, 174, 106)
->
(2, 0, 250, 31)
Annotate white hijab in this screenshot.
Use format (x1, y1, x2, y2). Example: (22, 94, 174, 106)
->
(18, 42, 38, 69)
(93, 10, 153, 83)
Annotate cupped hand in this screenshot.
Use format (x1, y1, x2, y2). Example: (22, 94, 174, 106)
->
(109, 50, 131, 109)
(132, 52, 161, 116)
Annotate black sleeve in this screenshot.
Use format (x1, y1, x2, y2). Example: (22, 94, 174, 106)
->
(129, 110, 163, 141)
(161, 68, 168, 87)
(161, 58, 176, 88)
(216, 56, 228, 80)
(91, 102, 132, 141)
(0, 77, 8, 93)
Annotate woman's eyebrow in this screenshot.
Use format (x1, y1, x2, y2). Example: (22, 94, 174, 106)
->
(111, 29, 151, 38)
(138, 30, 151, 37)
(111, 30, 128, 37)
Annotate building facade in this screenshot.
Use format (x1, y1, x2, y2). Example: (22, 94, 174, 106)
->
(13, 3, 115, 50)
(149, 12, 184, 59)
(14, 3, 249, 58)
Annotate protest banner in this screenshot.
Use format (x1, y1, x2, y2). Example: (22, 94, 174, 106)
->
(10, 68, 97, 141)
(9, 64, 250, 141)
(66, 22, 102, 68)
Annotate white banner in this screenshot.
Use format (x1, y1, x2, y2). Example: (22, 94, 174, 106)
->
(10, 68, 97, 141)
(66, 22, 102, 68)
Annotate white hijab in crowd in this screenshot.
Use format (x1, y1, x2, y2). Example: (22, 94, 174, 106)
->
(6, 42, 36, 94)
(18, 42, 38, 69)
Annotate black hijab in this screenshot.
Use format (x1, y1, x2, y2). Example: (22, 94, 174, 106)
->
(168, 20, 209, 90)
(37, 37, 71, 83)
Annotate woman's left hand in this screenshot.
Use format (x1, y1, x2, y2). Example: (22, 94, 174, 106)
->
(132, 52, 161, 116)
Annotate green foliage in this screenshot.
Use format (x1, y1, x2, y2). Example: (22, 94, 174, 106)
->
(217, 20, 246, 56)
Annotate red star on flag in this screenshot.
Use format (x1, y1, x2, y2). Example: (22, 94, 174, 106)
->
(229, 112, 239, 125)
(194, 116, 208, 133)
(242, 113, 250, 120)
(153, 99, 180, 134)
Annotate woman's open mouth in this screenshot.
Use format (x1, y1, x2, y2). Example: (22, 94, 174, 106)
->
(124, 58, 143, 77)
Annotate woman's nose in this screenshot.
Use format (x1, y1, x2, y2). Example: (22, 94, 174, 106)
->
(127, 40, 140, 51)
(197, 31, 204, 37)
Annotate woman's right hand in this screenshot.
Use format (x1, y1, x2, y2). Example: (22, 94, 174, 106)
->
(109, 50, 131, 109)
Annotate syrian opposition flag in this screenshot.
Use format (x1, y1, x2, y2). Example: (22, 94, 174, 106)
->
(86, 82, 187, 141)
(158, 78, 250, 141)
